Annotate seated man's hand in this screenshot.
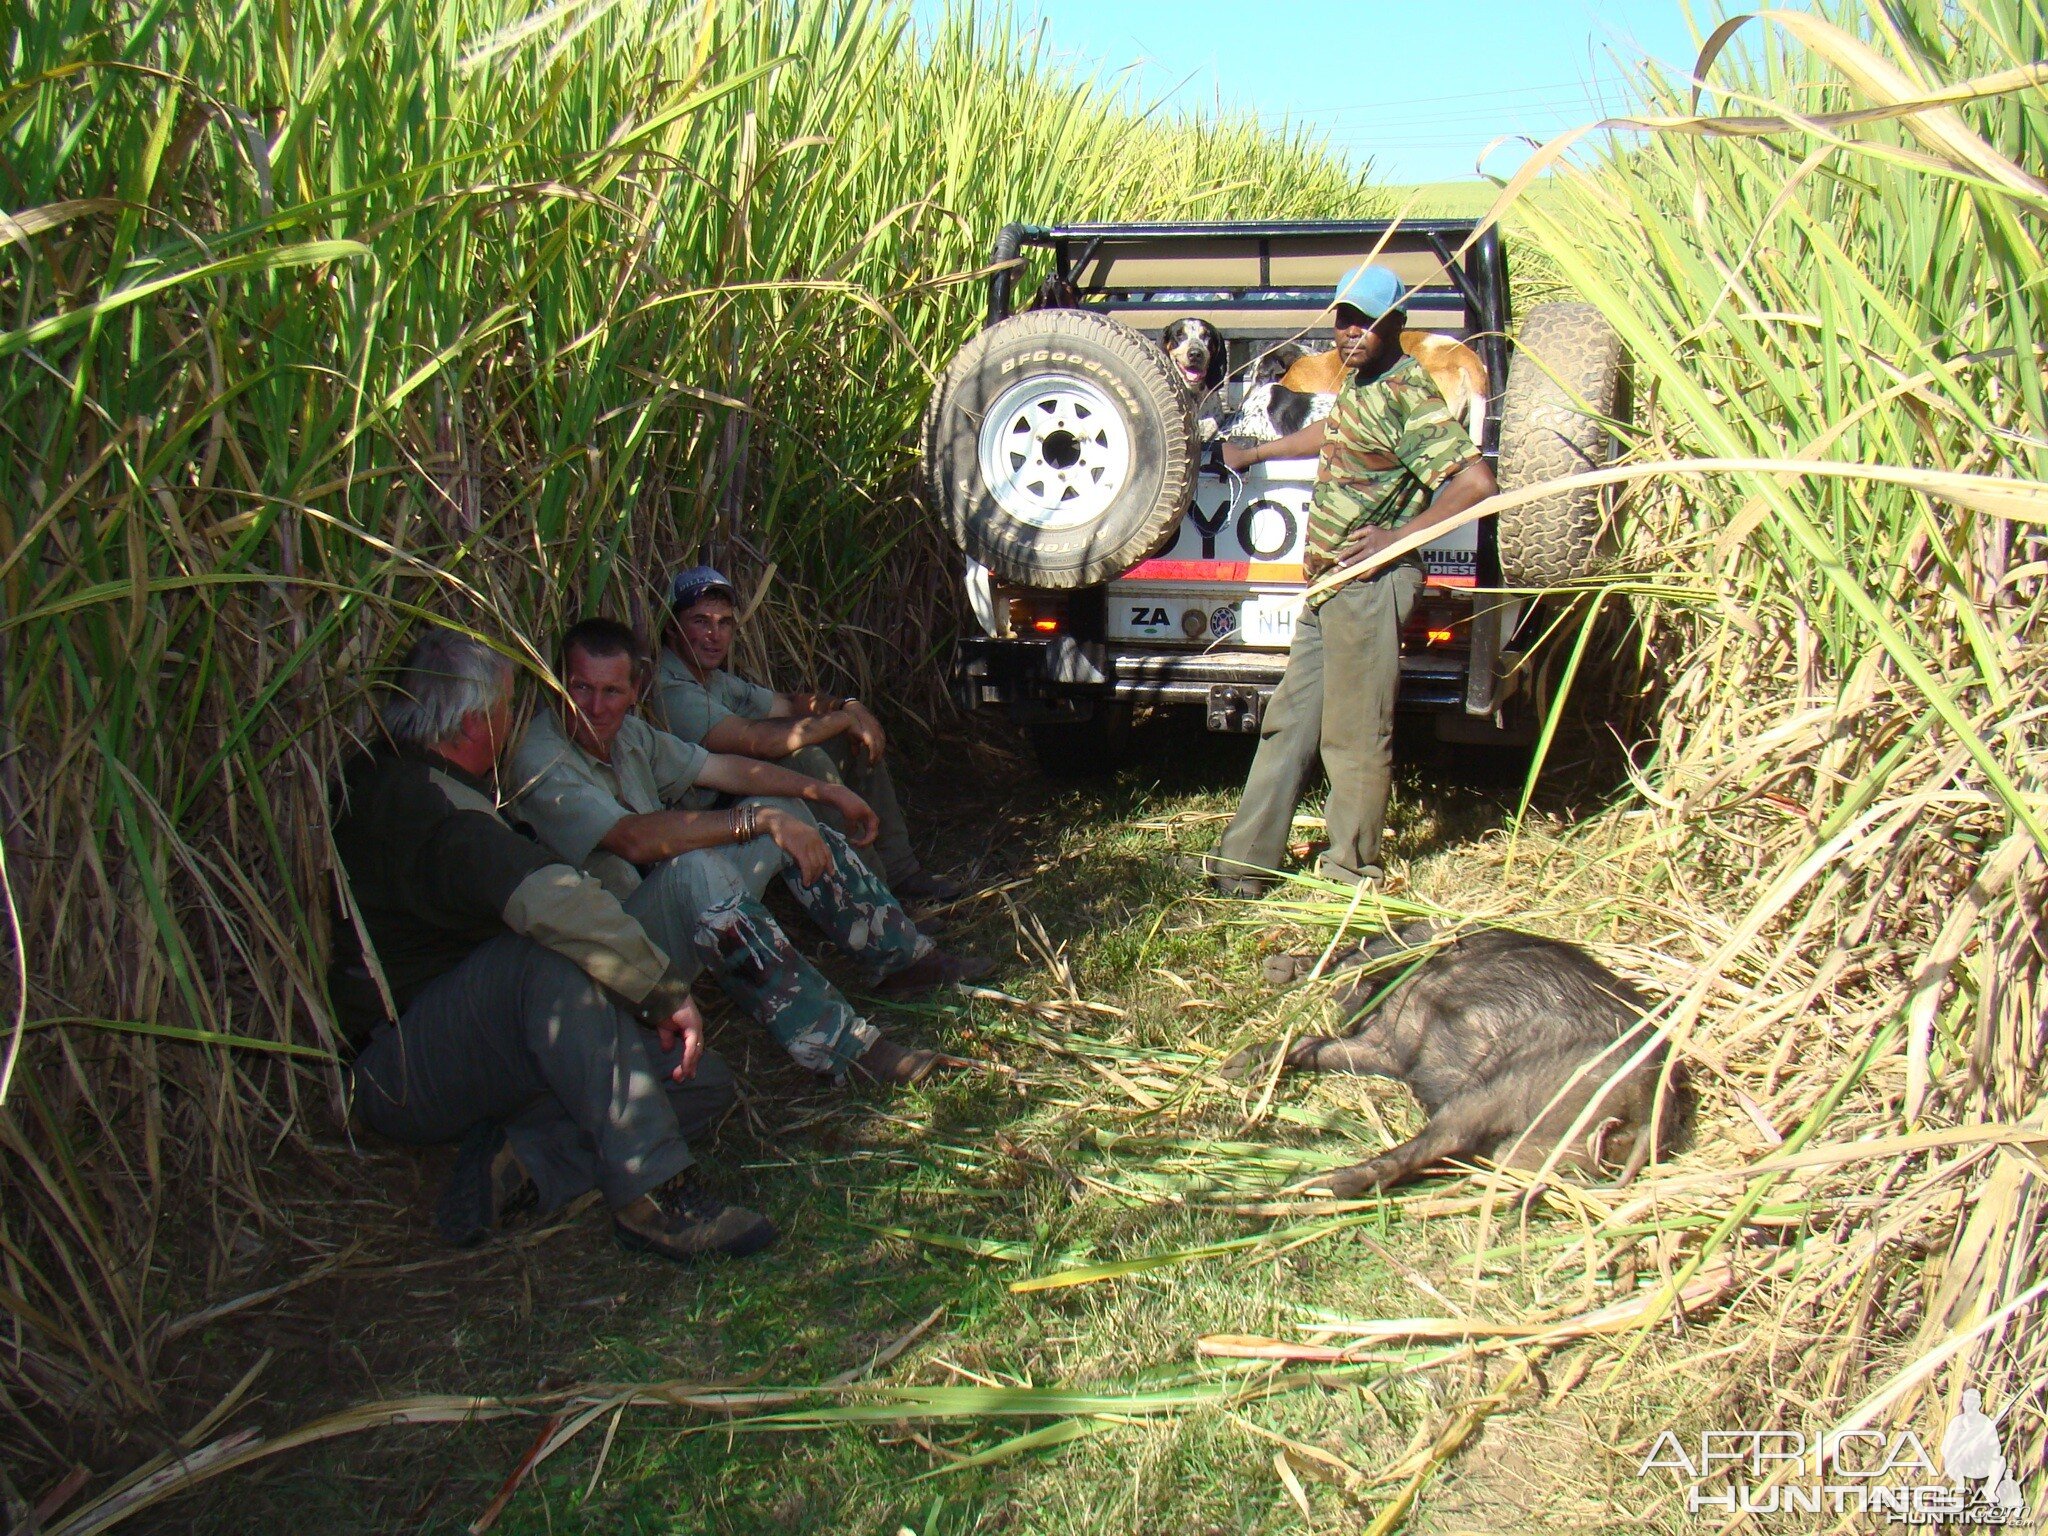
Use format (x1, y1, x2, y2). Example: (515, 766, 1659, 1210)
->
(760, 806, 832, 885)
(654, 994, 705, 1083)
(823, 786, 879, 847)
(844, 702, 887, 765)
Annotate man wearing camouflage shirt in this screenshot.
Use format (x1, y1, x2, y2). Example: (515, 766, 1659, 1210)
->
(1201, 264, 1498, 892)
(331, 630, 776, 1262)
(508, 619, 989, 1087)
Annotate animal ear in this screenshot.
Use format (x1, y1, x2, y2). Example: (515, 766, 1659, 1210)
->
(1586, 1115, 1627, 1174)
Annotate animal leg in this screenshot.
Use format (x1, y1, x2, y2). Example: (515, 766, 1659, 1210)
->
(1289, 1030, 1402, 1078)
(1292, 1084, 1516, 1197)
(1220, 1034, 1345, 1080)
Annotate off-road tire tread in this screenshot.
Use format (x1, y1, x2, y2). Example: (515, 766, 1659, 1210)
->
(921, 309, 1197, 588)
(1496, 302, 1628, 588)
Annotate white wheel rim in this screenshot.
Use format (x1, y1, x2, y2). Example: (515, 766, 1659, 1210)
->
(977, 374, 1131, 530)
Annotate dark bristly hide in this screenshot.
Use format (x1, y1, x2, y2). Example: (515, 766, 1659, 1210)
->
(1232, 924, 1689, 1196)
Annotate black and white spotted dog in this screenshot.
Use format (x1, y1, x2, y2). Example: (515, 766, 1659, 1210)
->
(1160, 317, 1226, 396)
(1222, 341, 1336, 445)
(1160, 318, 1228, 442)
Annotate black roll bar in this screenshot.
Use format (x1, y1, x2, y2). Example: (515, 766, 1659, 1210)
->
(987, 218, 1507, 333)
(988, 222, 1046, 327)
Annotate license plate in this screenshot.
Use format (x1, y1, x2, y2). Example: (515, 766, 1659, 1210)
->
(1241, 593, 1300, 647)
(1106, 588, 1300, 647)
(1109, 594, 1245, 642)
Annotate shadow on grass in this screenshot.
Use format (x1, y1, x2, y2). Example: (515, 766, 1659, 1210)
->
(126, 710, 1668, 1536)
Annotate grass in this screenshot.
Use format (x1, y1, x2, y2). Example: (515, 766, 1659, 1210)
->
(92, 726, 1750, 1534)
(8, 0, 2048, 1526)
(1416, 0, 2048, 1501)
(0, 0, 1384, 1471)
(1378, 178, 1562, 218)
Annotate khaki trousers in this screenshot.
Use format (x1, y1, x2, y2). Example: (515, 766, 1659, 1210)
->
(1212, 560, 1423, 885)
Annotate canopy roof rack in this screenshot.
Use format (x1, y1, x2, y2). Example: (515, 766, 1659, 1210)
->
(986, 219, 1510, 413)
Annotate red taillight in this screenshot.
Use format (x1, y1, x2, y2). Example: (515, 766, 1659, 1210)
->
(1006, 593, 1068, 636)
(1404, 602, 1463, 647)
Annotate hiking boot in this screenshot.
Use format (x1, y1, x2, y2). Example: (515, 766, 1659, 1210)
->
(874, 948, 996, 999)
(612, 1182, 778, 1263)
(435, 1122, 536, 1248)
(849, 1034, 952, 1087)
(1173, 851, 1270, 899)
(892, 869, 966, 904)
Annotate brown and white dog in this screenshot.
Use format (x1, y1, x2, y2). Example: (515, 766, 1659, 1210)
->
(1280, 331, 1489, 438)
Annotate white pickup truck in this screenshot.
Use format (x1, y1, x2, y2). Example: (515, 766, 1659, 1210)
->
(921, 219, 1625, 772)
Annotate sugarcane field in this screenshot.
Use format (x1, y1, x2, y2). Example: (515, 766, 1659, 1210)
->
(4, 0, 2047, 1531)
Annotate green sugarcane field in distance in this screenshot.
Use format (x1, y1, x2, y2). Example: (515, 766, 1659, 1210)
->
(2, 0, 2044, 1530)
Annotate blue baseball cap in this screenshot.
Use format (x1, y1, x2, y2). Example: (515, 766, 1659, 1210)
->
(669, 564, 738, 611)
(1333, 263, 1406, 319)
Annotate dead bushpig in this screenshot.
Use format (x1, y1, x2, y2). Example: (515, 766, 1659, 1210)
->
(1230, 924, 1687, 1196)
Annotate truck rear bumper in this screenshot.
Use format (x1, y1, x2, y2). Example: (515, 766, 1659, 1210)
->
(954, 638, 1474, 717)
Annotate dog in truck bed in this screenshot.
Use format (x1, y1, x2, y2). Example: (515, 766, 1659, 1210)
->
(1224, 332, 1490, 446)
(1219, 342, 1320, 443)
(1160, 318, 1227, 441)
(1285, 331, 1489, 436)
(1160, 317, 1227, 396)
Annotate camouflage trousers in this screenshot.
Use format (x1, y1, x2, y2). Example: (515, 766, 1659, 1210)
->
(623, 797, 933, 1073)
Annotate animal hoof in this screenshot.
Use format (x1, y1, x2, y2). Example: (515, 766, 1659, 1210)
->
(1291, 1162, 1383, 1200)
(1261, 952, 1312, 987)
(1219, 1041, 1284, 1081)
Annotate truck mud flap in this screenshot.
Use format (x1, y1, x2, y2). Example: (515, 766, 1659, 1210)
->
(1464, 598, 1501, 716)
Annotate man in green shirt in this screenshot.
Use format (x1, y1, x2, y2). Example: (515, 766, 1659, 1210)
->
(509, 619, 990, 1087)
(1199, 264, 1498, 893)
(332, 631, 775, 1263)
(649, 567, 960, 904)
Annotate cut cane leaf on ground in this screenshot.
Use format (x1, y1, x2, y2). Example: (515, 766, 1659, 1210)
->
(9, 0, 2048, 1530)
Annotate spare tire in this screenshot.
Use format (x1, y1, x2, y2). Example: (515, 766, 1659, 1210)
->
(1495, 302, 1628, 588)
(921, 309, 1197, 588)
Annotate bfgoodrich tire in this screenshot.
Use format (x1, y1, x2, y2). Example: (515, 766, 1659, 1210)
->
(922, 310, 1197, 588)
(1496, 302, 1628, 588)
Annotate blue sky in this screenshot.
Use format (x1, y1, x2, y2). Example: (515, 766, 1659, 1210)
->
(913, 1, 1717, 183)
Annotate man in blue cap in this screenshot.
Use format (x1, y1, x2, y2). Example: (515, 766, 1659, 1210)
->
(651, 566, 961, 904)
(1195, 263, 1498, 893)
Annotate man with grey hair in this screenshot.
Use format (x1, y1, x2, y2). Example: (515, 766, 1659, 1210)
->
(329, 629, 775, 1263)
